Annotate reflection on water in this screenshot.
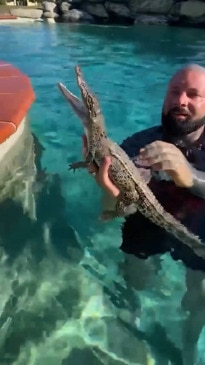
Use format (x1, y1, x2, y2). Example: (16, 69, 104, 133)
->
(1, 22, 205, 364)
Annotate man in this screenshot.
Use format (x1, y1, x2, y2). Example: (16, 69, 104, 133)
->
(82, 64, 205, 364)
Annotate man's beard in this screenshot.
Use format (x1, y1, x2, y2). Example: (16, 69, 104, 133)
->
(161, 107, 205, 138)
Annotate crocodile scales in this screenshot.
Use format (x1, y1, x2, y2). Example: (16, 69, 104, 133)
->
(58, 65, 205, 259)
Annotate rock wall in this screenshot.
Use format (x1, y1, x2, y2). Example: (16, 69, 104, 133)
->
(41, 0, 205, 26)
(41, 0, 172, 24)
(10, 0, 205, 27)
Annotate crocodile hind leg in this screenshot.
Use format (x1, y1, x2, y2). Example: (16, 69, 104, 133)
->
(100, 190, 139, 221)
(116, 190, 139, 216)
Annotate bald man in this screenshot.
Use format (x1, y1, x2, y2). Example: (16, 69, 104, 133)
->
(83, 64, 205, 364)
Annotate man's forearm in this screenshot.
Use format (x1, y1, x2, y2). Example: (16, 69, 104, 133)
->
(188, 164, 205, 199)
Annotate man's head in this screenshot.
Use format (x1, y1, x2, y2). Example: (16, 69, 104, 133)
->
(162, 64, 205, 138)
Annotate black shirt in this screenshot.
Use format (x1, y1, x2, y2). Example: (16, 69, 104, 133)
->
(119, 125, 205, 271)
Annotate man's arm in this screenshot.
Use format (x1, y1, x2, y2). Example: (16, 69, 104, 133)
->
(138, 140, 205, 200)
(188, 164, 205, 199)
(121, 127, 205, 200)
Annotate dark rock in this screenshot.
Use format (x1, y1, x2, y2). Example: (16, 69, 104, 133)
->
(134, 14, 168, 25)
(105, 1, 133, 18)
(128, 0, 173, 15)
(60, 1, 72, 12)
(62, 8, 94, 22)
(81, 3, 109, 18)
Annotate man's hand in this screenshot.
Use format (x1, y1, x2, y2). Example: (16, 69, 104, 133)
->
(82, 134, 120, 197)
(139, 140, 193, 188)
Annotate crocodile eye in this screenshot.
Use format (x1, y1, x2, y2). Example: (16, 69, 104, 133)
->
(87, 95, 93, 105)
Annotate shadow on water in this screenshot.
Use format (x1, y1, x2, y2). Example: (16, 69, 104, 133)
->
(0, 135, 82, 266)
(0, 130, 86, 363)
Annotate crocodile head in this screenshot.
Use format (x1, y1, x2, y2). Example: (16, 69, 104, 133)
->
(57, 81, 89, 128)
(58, 66, 105, 129)
(75, 66, 103, 124)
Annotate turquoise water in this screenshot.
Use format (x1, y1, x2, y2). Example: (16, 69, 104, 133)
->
(0, 21, 205, 364)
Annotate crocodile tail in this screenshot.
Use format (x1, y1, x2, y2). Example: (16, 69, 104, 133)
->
(162, 211, 205, 260)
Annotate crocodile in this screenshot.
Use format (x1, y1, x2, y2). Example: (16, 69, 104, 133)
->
(58, 65, 205, 259)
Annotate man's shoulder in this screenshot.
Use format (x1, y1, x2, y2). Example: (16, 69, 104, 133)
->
(120, 125, 162, 157)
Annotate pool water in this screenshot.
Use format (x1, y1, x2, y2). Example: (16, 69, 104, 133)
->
(1, 21, 205, 364)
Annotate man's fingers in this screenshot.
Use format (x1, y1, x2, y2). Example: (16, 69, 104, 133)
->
(140, 141, 179, 160)
(140, 144, 186, 170)
(152, 155, 186, 170)
(152, 160, 177, 171)
(87, 163, 98, 174)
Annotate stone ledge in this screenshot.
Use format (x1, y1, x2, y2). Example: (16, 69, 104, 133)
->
(10, 7, 43, 19)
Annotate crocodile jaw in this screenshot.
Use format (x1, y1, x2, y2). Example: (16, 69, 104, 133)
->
(58, 82, 89, 128)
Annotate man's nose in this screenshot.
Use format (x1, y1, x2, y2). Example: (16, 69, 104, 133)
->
(175, 92, 188, 107)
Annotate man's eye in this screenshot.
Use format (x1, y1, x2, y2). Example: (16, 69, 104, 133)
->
(188, 92, 198, 98)
(171, 90, 179, 95)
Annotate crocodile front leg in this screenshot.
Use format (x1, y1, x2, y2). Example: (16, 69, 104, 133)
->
(100, 190, 139, 221)
(69, 150, 96, 171)
(69, 160, 88, 171)
(69, 148, 96, 171)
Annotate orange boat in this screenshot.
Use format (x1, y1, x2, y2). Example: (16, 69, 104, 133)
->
(0, 60, 37, 218)
(0, 60, 35, 144)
